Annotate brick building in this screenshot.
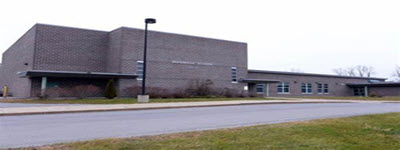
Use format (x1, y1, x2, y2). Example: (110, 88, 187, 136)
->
(0, 24, 398, 98)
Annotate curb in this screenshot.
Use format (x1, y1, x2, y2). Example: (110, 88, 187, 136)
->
(0, 101, 353, 116)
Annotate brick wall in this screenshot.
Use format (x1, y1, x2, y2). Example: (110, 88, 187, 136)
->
(369, 87, 400, 96)
(247, 72, 378, 97)
(0, 25, 36, 97)
(33, 24, 109, 72)
(115, 27, 248, 96)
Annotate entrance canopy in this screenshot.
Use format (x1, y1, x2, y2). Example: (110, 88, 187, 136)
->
(18, 70, 137, 79)
(240, 78, 281, 83)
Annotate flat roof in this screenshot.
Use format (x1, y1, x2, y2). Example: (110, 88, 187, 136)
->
(18, 70, 137, 79)
(36, 23, 247, 45)
(248, 69, 386, 80)
(347, 82, 400, 87)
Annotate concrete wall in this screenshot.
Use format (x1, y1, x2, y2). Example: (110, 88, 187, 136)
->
(247, 72, 376, 97)
(369, 87, 400, 97)
(0, 25, 36, 97)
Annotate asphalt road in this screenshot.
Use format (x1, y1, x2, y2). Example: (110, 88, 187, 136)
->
(0, 103, 399, 148)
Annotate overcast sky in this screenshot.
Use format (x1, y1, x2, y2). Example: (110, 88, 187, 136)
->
(1, 0, 399, 78)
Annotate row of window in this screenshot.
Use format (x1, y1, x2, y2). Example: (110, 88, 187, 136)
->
(256, 82, 329, 94)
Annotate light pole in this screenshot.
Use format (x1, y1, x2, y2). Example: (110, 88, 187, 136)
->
(141, 18, 156, 96)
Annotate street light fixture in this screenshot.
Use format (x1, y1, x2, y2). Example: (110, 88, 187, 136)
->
(141, 18, 156, 96)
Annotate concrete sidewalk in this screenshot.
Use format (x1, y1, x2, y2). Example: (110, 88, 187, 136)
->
(0, 99, 396, 116)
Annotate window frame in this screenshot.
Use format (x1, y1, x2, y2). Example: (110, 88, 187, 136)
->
(317, 83, 323, 94)
(301, 83, 313, 94)
(277, 82, 290, 94)
(323, 84, 329, 94)
(136, 61, 144, 80)
(353, 87, 365, 96)
(256, 84, 265, 94)
(231, 67, 238, 83)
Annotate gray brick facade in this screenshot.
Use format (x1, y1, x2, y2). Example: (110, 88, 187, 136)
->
(369, 87, 400, 96)
(0, 23, 396, 98)
(0, 26, 36, 97)
(247, 70, 386, 97)
(0, 24, 248, 97)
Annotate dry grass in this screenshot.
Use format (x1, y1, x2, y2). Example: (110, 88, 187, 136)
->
(0, 97, 282, 104)
(299, 96, 400, 101)
(20, 113, 400, 150)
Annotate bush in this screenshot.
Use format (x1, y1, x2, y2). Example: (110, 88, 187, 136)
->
(73, 85, 101, 99)
(369, 92, 382, 98)
(186, 79, 214, 97)
(105, 79, 117, 99)
(123, 86, 174, 98)
(121, 79, 254, 99)
(35, 85, 101, 99)
(147, 87, 171, 98)
(122, 86, 142, 97)
(171, 88, 189, 98)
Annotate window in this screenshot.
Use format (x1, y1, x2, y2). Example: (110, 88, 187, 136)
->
(301, 83, 312, 94)
(317, 83, 323, 94)
(231, 67, 237, 83)
(256, 84, 264, 93)
(354, 88, 365, 96)
(323, 84, 329, 93)
(136, 61, 144, 80)
(277, 82, 289, 93)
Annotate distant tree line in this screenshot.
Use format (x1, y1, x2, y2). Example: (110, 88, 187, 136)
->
(332, 65, 400, 82)
(393, 65, 400, 82)
(333, 65, 376, 77)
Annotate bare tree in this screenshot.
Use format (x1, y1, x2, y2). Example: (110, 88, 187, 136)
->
(333, 67, 356, 76)
(355, 65, 375, 77)
(393, 65, 400, 82)
(333, 65, 375, 77)
(290, 68, 304, 73)
(333, 68, 348, 76)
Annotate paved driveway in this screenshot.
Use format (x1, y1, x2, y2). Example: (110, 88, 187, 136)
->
(0, 103, 399, 148)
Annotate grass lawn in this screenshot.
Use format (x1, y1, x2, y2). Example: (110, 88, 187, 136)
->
(0, 97, 283, 104)
(300, 96, 400, 101)
(26, 113, 399, 150)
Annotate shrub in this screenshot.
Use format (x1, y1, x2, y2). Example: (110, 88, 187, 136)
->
(73, 85, 101, 99)
(123, 86, 173, 98)
(221, 88, 237, 98)
(147, 87, 169, 98)
(186, 79, 214, 97)
(369, 92, 382, 98)
(171, 88, 188, 98)
(105, 79, 117, 99)
(122, 86, 142, 97)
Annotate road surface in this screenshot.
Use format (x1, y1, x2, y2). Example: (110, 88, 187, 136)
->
(0, 103, 399, 148)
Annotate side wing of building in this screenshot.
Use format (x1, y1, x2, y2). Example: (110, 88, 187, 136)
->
(246, 70, 386, 97)
(0, 25, 36, 97)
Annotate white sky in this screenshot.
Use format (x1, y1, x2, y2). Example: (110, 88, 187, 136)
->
(0, 0, 399, 78)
